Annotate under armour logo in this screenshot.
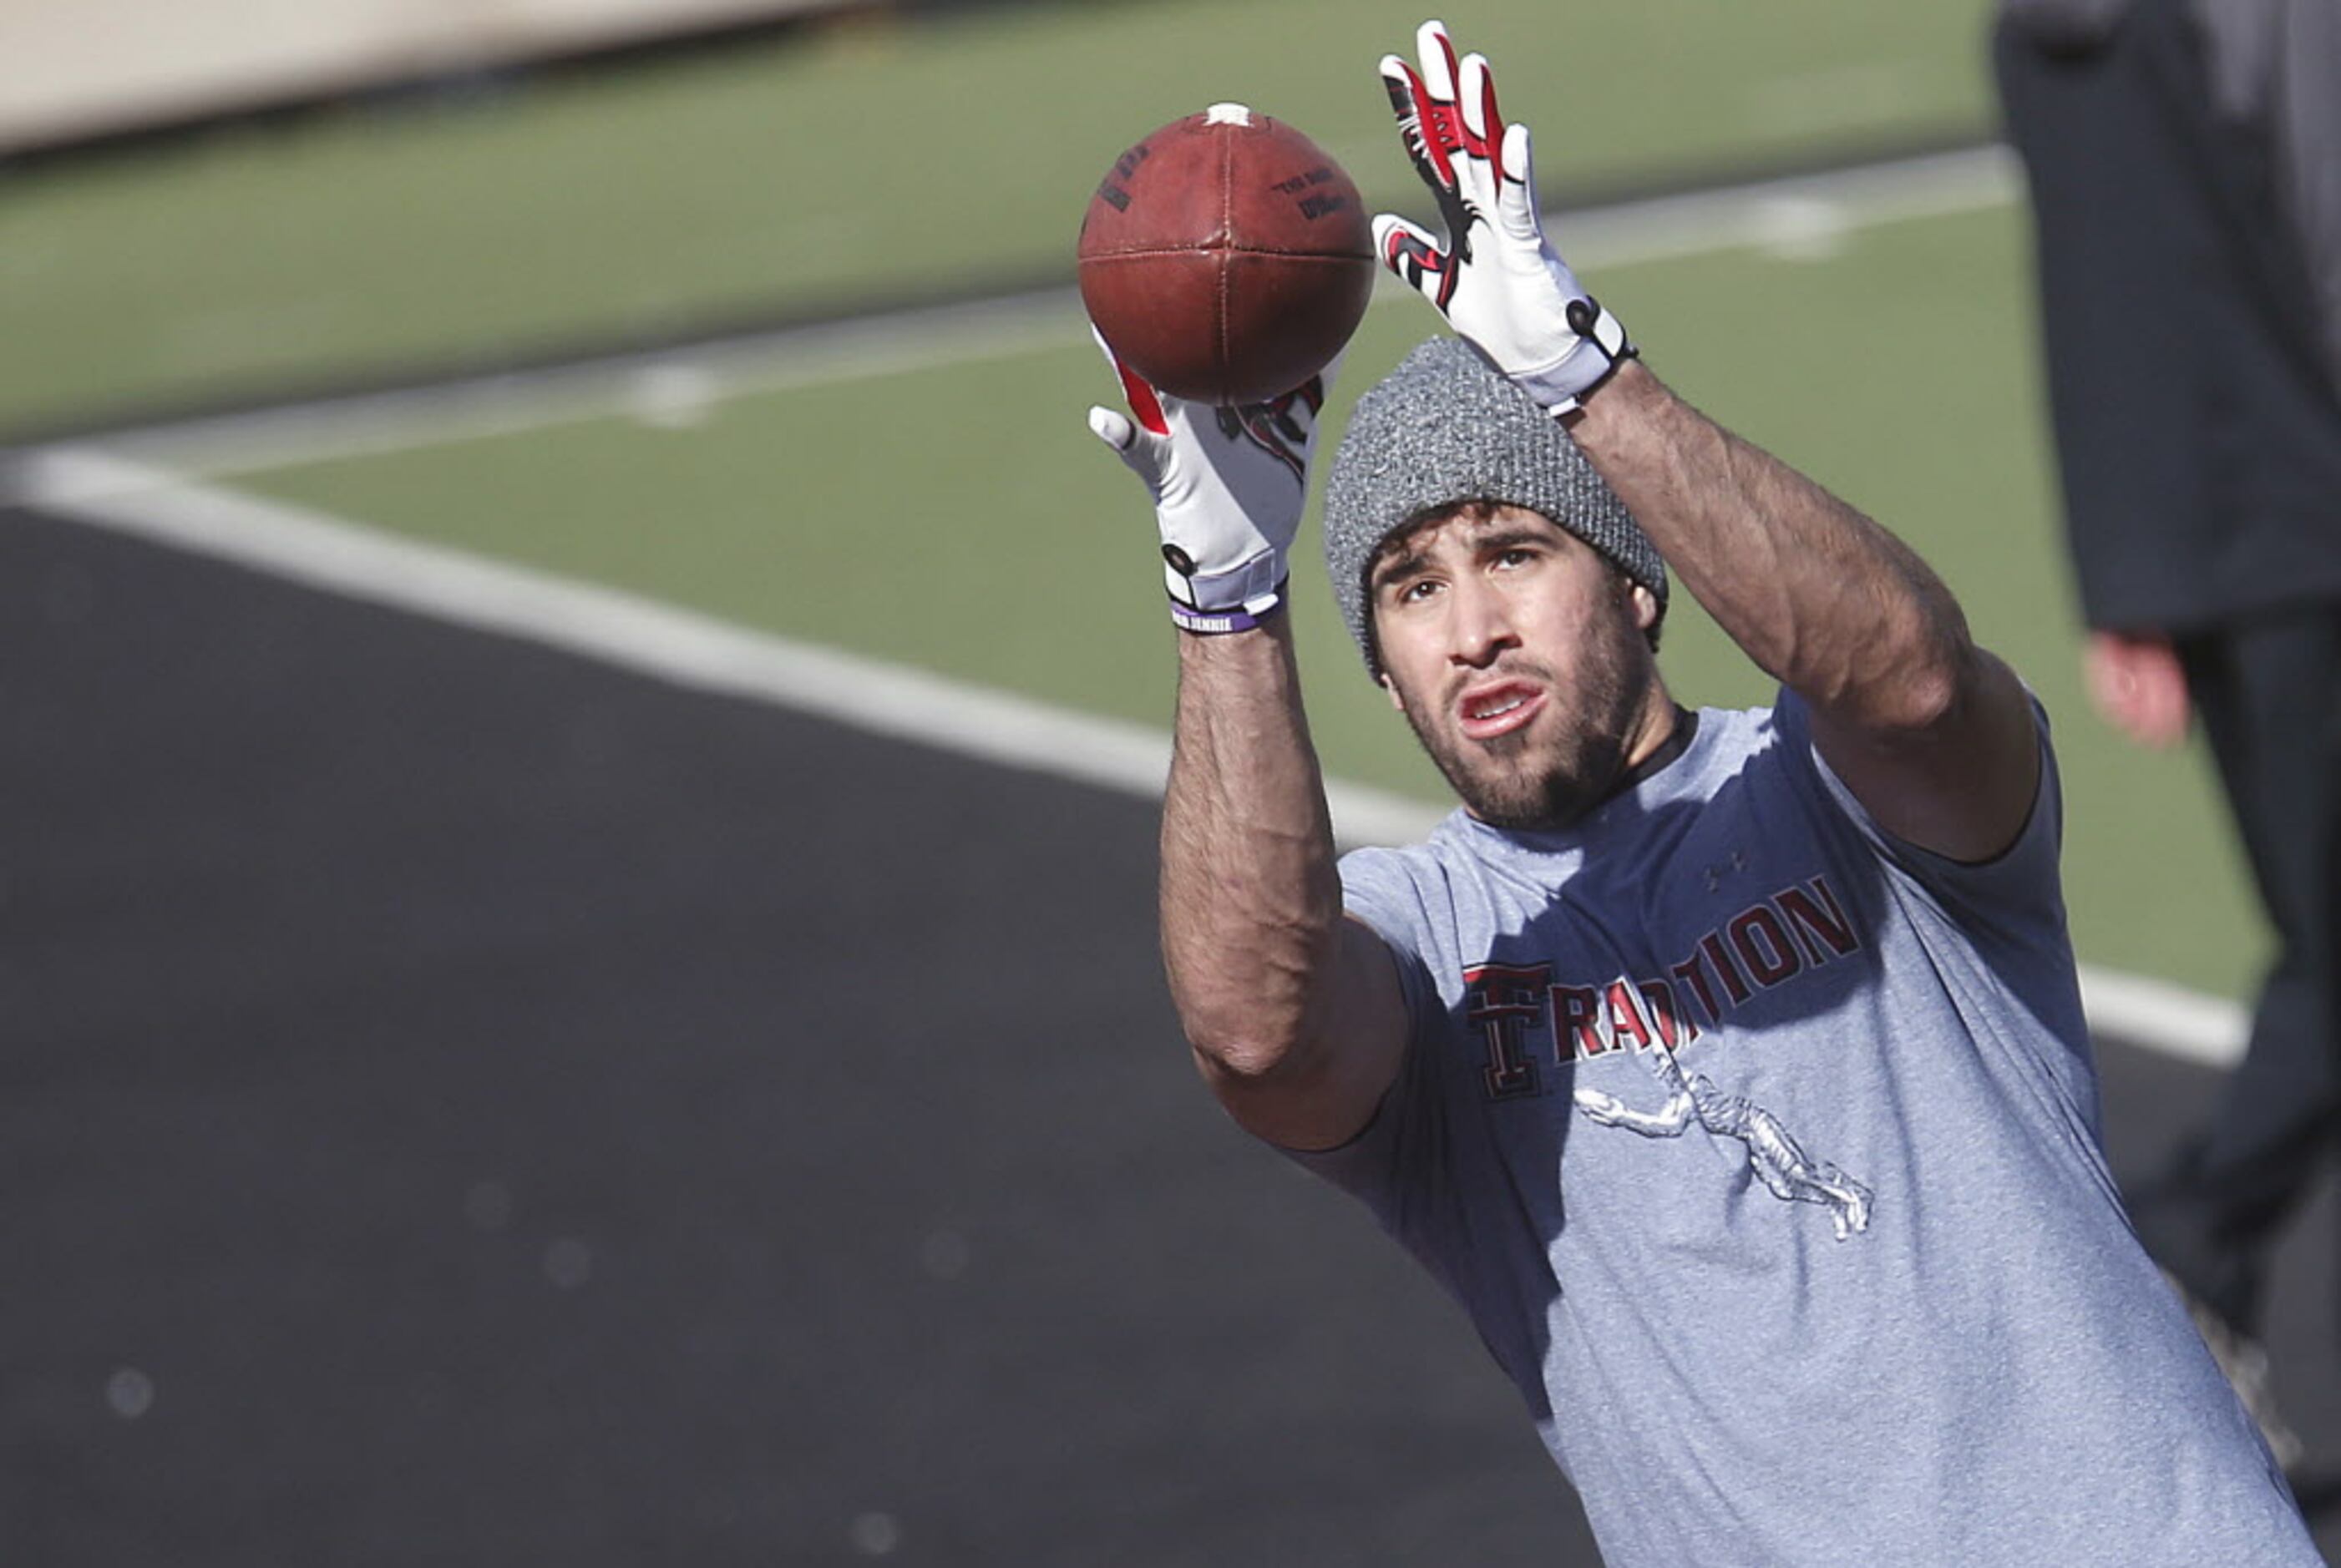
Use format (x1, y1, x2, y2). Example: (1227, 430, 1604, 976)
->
(1702, 850, 1748, 893)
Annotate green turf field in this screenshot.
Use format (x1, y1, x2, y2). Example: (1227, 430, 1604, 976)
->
(5, 0, 2269, 1002)
(0, 0, 1996, 436)
(216, 195, 2262, 1001)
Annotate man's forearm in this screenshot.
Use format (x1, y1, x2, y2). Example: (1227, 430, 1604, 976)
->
(1568, 362, 1975, 731)
(1566, 361, 2040, 861)
(1160, 618, 1345, 1077)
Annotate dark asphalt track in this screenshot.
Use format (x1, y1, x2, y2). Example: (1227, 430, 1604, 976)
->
(7, 504, 2341, 1565)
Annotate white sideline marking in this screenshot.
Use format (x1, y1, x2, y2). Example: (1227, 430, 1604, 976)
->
(86, 144, 2021, 483)
(10, 442, 2244, 1071)
(2078, 968, 2247, 1069)
(94, 286, 1087, 483)
(13, 446, 1444, 852)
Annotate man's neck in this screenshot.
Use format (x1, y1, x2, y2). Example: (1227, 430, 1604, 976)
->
(1620, 676, 1683, 772)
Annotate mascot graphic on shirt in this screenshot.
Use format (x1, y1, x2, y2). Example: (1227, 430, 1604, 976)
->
(1573, 1045, 1875, 1242)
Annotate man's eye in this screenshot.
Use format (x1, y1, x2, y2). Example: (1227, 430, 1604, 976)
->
(1495, 548, 1536, 569)
(1397, 579, 1440, 604)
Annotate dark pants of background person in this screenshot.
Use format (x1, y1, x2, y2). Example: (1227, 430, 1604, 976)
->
(2130, 606, 2341, 1337)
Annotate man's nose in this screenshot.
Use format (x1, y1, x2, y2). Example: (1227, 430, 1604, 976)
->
(1448, 577, 1518, 668)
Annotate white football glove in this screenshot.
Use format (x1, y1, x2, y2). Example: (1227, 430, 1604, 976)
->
(1375, 19, 1634, 415)
(1086, 329, 1336, 634)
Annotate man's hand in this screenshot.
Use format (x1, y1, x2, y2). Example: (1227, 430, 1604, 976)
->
(1373, 19, 1633, 414)
(1087, 331, 1336, 635)
(2084, 630, 2192, 748)
(1088, 338, 1403, 1153)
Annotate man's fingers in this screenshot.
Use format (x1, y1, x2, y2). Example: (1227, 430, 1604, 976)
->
(1455, 53, 1487, 143)
(1378, 56, 1432, 181)
(1416, 18, 1458, 102)
(1404, 21, 1466, 191)
(1088, 403, 1173, 492)
(1501, 121, 1533, 188)
(1374, 212, 1457, 311)
(1088, 324, 1171, 438)
(1377, 53, 1416, 109)
(1457, 52, 1502, 175)
(1478, 58, 1505, 171)
(1087, 321, 1173, 436)
(1251, 352, 1342, 443)
(1382, 55, 1455, 191)
(1492, 120, 1542, 238)
(1086, 321, 1122, 375)
(1087, 405, 1136, 453)
(1114, 360, 1171, 436)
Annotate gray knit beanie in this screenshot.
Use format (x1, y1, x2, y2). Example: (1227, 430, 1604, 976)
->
(1322, 336, 1667, 675)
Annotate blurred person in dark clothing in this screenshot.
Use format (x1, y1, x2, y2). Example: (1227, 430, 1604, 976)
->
(1995, 0, 2341, 1466)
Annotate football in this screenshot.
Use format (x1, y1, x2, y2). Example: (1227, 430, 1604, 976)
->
(1077, 104, 1376, 405)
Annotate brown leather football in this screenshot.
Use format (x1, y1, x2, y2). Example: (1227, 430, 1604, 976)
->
(1077, 104, 1376, 406)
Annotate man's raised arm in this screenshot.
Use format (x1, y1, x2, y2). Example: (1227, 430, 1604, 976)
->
(1161, 621, 1408, 1151)
(1565, 364, 2040, 862)
(1084, 351, 1407, 1151)
(1371, 20, 2040, 862)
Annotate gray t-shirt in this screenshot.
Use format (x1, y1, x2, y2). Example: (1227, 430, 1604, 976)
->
(1299, 693, 2313, 1565)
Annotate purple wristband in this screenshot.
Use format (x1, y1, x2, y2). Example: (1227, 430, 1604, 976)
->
(1169, 580, 1287, 635)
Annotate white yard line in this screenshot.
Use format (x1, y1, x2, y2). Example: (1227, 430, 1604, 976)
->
(2077, 969, 2247, 1069)
(11, 438, 2245, 1070)
(16, 445, 1446, 849)
(83, 144, 2023, 483)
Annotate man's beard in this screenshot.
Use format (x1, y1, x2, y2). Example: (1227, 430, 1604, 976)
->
(1397, 637, 1647, 832)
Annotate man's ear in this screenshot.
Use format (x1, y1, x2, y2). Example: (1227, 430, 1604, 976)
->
(1628, 583, 1660, 633)
(1381, 672, 1406, 712)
